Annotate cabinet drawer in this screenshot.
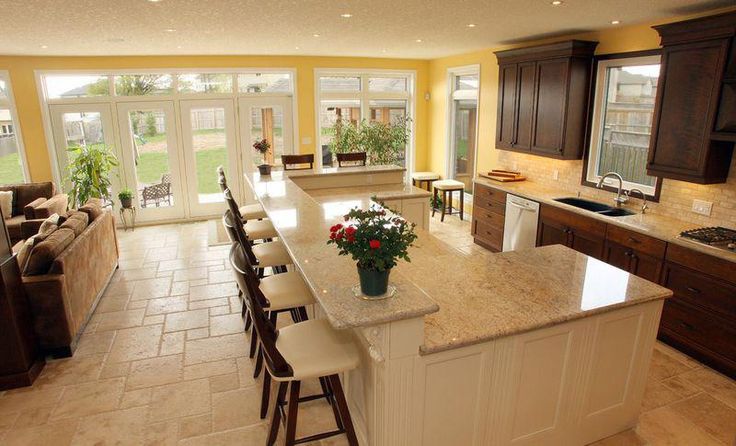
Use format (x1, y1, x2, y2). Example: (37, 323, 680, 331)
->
(663, 262, 736, 319)
(474, 185, 507, 212)
(539, 204, 607, 235)
(666, 243, 735, 283)
(605, 225, 666, 258)
(473, 219, 503, 251)
(660, 299, 736, 364)
(472, 207, 505, 230)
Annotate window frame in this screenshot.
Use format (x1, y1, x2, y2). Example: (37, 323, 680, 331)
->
(314, 68, 416, 174)
(0, 70, 30, 183)
(582, 50, 663, 201)
(445, 64, 480, 196)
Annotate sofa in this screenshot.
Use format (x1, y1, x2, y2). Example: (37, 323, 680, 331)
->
(17, 202, 119, 357)
(0, 182, 69, 245)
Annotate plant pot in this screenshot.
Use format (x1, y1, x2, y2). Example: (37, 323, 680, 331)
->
(258, 164, 272, 176)
(120, 197, 133, 209)
(357, 266, 391, 297)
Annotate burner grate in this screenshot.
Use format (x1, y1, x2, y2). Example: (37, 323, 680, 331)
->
(680, 226, 736, 245)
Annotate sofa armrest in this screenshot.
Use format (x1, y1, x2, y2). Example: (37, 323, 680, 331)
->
(24, 197, 47, 220)
(35, 194, 68, 219)
(21, 219, 46, 239)
(22, 273, 74, 351)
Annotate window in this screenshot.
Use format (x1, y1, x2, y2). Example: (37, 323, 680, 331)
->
(44, 74, 110, 99)
(0, 73, 27, 184)
(238, 73, 292, 93)
(316, 71, 414, 169)
(114, 74, 173, 96)
(178, 73, 233, 94)
(447, 68, 479, 195)
(586, 54, 661, 197)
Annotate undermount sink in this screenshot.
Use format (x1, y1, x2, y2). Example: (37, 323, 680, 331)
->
(553, 197, 635, 217)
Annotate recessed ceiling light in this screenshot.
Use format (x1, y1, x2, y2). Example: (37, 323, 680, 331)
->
(176, 45, 182, 49)
(340, 13, 352, 18)
(147, 0, 163, 2)
(611, 20, 621, 25)
(40, 44, 48, 49)
(415, 39, 423, 43)
(313, 33, 320, 37)
(295, 46, 300, 50)
(381, 49, 387, 53)
(467, 23, 476, 28)
(551, 0, 563, 5)
(164, 28, 176, 32)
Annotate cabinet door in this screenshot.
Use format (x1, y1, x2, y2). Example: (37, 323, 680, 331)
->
(647, 39, 730, 178)
(603, 242, 633, 272)
(537, 216, 569, 248)
(514, 62, 537, 151)
(569, 230, 605, 260)
(497, 64, 518, 149)
(531, 58, 569, 156)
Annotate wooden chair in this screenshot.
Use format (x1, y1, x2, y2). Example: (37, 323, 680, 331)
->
(235, 242, 360, 446)
(282, 154, 314, 170)
(217, 165, 267, 220)
(432, 179, 465, 222)
(336, 152, 367, 167)
(220, 184, 276, 240)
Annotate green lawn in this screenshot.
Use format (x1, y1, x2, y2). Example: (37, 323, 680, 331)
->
(136, 147, 227, 194)
(0, 152, 25, 184)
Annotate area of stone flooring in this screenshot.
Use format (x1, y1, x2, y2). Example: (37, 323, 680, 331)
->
(0, 214, 734, 445)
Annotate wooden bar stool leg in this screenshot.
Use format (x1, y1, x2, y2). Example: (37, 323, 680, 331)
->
(285, 381, 301, 446)
(412, 178, 416, 187)
(267, 382, 289, 446)
(248, 324, 258, 358)
(329, 374, 359, 446)
(460, 190, 464, 220)
(260, 370, 271, 419)
(432, 187, 438, 217)
(440, 190, 446, 222)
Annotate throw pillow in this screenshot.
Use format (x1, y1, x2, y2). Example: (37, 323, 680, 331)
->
(60, 210, 89, 236)
(0, 190, 13, 219)
(39, 213, 61, 234)
(79, 201, 104, 221)
(23, 227, 75, 276)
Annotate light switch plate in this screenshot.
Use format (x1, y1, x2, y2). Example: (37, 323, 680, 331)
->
(301, 136, 312, 145)
(692, 199, 713, 216)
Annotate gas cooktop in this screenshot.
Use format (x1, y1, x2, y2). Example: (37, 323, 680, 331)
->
(679, 227, 736, 252)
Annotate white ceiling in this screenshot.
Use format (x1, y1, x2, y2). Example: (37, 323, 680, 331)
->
(0, 0, 731, 59)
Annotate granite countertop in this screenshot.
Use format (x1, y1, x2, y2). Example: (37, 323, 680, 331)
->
(245, 167, 672, 355)
(276, 164, 405, 179)
(474, 177, 736, 264)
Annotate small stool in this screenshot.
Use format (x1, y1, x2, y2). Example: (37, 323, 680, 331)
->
(411, 171, 440, 191)
(432, 180, 465, 222)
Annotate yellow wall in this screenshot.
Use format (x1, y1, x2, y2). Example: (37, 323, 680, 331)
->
(0, 55, 430, 182)
(426, 6, 736, 178)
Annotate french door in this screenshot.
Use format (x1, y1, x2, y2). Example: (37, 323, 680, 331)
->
(49, 103, 120, 201)
(180, 99, 239, 217)
(116, 101, 186, 222)
(238, 96, 294, 175)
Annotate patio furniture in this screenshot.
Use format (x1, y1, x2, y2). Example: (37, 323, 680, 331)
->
(141, 174, 172, 208)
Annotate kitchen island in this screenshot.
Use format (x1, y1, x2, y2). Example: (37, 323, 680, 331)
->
(244, 166, 672, 446)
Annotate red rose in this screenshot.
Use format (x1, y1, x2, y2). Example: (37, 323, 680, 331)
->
(336, 232, 344, 240)
(345, 226, 356, 236)
(347, 235, 355, 243)
(369, 239, 381, 249)
(329, 232, 336, 240)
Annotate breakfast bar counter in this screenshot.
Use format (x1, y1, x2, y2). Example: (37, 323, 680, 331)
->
(244, 166, 673, 446)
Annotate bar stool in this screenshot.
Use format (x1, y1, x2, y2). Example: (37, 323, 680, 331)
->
(432, 179, 465, 222)
(411, 171, 440, 191)
(217, 166, 268, 220)
(336, 152, 367, 167)
(282, 154, 315, 170)
(237, 245, 360, 446)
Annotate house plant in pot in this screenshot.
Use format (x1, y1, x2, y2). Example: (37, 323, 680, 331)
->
(118, 188, 134, 209)
(66, 144, 119, 208)
(328, 207, 417, 297)
(253, 138, 272, 175)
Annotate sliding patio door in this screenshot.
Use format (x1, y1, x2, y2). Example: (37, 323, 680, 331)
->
(116, 101, 186, 222)
(180, 99, 239, 217)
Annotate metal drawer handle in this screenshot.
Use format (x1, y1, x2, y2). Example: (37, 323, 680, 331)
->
(686, 286, 701, 294)
(627, 237, 640, 244)
(679, 321, 695, 331)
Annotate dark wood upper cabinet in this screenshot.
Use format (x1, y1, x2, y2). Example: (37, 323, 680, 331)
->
(647, 11, 736, 184)
(495, 40, 598, 160)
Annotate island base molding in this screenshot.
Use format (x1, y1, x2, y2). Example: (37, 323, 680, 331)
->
(343, 300, 663, 446)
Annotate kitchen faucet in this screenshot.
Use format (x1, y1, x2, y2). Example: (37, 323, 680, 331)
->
(596, 172, 628, 207)
(626, 188, 648, 214)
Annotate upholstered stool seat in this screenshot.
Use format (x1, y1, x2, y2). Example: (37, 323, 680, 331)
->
(245, 219, 278, 240)
(411, 171, 440, 191)
(259, 271, 315, 311)
(252, 241, 292, 268)
(432, 179, 466, 222)
(275, 318, 360, 381)
(239, 203, 267, 220)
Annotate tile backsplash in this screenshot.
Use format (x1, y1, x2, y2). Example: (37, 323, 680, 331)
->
(495, 151, 736, 229)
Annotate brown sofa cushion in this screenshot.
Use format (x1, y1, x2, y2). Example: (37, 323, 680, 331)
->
(5, 214, 25, 242)
(24, 197, 48, 220)
(60, 211, 89, 236)
(78, 201, 104, 221)
(23, 228, 75, 276)
(0, 182, 55, 217)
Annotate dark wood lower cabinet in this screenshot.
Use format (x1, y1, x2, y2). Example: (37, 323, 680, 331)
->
(472, 184, 507, 252)
(536, 204, 606, 259)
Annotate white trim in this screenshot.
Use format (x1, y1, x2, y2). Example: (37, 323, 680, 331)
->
(0, 70, 30, 182)
(313, 68, 416, 178)
(586, 56, 660, 196)
(445, 65, 480, 196)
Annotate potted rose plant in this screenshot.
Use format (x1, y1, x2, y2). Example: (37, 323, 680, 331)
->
(328, 207, 418, 297)
(253, 138, 272, 175)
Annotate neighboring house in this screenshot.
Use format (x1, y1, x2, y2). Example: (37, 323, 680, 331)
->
(0, 109, 13, 136)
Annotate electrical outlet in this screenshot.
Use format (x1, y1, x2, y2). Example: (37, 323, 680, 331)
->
(552, 169, 559, 180)
(692, 199, 713, 216)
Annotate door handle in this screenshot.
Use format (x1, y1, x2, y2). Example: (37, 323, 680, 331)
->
(507, 201, 535, 212)
(686, 286, 701, 294)
(627, 237, 640, 244)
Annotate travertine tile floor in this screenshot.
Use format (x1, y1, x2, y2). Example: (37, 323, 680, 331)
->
(0, 214, 734, 445)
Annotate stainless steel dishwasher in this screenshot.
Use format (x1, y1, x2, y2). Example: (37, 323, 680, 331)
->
(502, 194, 540, 252)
